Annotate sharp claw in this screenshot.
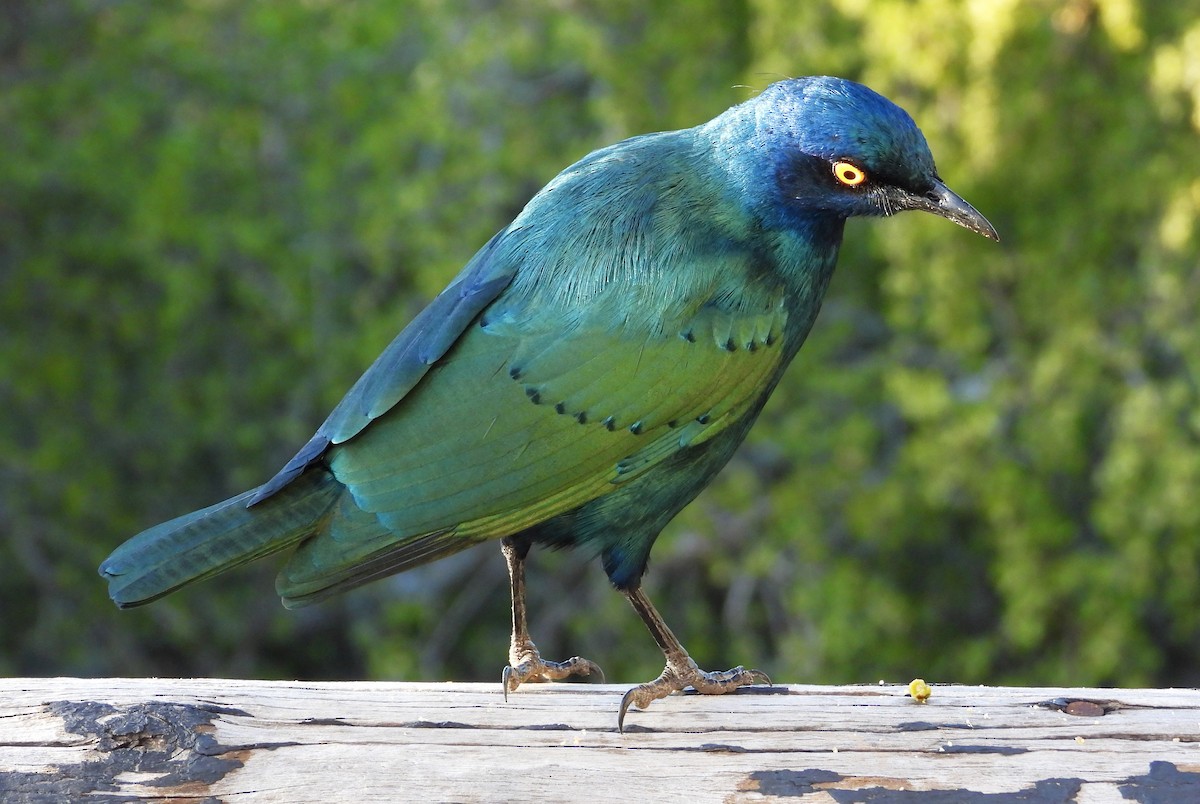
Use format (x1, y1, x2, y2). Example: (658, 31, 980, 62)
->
(573, 657, 605, 683)
(751, 669, 772, 687)
(615, 677, 673, 732)
(502, 665, 513, 702)
(618, 687, 637, 733)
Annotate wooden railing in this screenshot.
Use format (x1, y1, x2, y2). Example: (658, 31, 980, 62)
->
(2, 678, 1197, 800)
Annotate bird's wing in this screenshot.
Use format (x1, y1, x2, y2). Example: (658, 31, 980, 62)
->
(250, 231, 516, 504)
(276, 296, 789, 601)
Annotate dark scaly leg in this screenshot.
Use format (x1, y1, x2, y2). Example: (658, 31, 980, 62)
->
(500, 537, 603, 699)
(618, 585, 770, 731)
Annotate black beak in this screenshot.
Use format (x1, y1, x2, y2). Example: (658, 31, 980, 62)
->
(907, 179, 999, 241)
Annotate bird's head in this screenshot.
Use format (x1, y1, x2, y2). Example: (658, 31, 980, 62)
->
(707, 76, 998, 241)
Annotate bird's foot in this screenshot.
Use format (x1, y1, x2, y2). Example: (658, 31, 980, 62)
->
(618, 658, 770, 732)
(502, 646, 604, 701)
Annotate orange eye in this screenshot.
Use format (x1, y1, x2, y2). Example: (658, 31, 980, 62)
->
(832, 161, 867, 186)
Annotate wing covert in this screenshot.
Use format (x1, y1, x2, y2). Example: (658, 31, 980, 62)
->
(249, 230, 516, 505)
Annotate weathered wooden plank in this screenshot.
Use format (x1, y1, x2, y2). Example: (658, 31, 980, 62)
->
(1, 678, 1198, 802)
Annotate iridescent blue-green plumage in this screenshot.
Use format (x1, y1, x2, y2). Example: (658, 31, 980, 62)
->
(101, 78, 995, 671)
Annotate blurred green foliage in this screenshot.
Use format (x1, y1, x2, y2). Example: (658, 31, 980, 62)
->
(3, 0, 1199, 688)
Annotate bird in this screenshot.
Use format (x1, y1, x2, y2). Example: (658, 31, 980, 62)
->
(100, 76, 997, 730)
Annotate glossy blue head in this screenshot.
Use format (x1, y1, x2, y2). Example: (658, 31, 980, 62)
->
(703, 76, 997, 240)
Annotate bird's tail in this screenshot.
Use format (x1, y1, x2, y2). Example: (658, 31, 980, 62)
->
(99, 469, 342, 608)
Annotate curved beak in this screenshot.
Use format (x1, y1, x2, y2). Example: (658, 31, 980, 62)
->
(908, 179, 999, 242)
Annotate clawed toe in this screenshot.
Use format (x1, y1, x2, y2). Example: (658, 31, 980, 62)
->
(502, 654, 604, 701)
(689, 666, 771, 694)
(617, 663, 770, 732)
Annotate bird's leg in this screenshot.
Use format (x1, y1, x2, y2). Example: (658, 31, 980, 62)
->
(618, 585, 770, 731)
(500, 538, 603, 699)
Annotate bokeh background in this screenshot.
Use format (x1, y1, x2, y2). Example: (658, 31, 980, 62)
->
(3, 0, 1199, 688)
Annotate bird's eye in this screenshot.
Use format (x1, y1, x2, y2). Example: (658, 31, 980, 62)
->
(832, 161, 867, 187)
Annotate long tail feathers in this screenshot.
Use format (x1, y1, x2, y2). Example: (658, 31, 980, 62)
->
(99, 470, 341, 608)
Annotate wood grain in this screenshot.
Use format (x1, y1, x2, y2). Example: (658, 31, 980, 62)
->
(2, 678, 1198, 801)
